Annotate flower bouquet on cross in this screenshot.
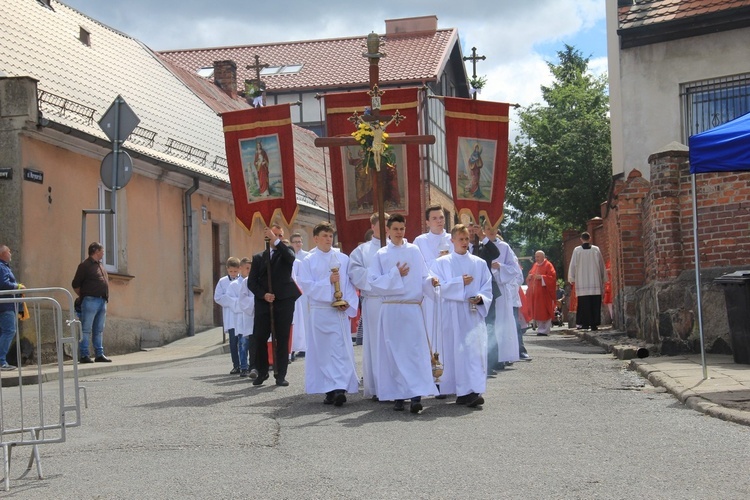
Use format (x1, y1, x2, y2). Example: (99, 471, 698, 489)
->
(350, 107, 401, 173)
(244, 79, 266, 107)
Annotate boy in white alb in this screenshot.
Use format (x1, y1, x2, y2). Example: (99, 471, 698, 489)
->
(347, 212, 389, 400)
(230, 258, 256, 377)
(289, 232, 309, 359)
(431, 224, 493, 407)
(413, 204, 453, 398)
(214, 257, 240, 374)
(296, 222, 359, 407)
(368, 214, 437, 413)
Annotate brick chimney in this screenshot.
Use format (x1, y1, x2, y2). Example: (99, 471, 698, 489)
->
(213, 60, 238, 99)
(385, 16, 438, 36)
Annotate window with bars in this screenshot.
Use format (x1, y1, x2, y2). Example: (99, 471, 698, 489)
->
(681, 73, 750, 140)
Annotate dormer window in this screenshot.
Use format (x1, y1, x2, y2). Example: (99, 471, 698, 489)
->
(79, 27, 91, 46)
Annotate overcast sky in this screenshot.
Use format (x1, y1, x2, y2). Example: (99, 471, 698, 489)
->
(61, 0, 607, 116)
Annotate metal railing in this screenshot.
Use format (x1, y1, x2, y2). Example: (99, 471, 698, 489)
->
(0, 287, 84, 492)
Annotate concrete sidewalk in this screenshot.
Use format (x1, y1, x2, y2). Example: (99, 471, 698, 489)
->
(0, 327, 229, 387)
(571, 326, 750, 427)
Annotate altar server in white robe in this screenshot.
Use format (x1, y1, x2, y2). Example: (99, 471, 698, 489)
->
(368, 213, 437, 414)
(431, 224, 493, 408)
(297, 222, 359, 407)
(290, 232, 309, 358)
(485, 223, 524, 367)
(413, 204, 453, 397)
(347, 212, 389, 399)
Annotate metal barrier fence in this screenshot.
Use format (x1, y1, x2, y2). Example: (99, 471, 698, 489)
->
(0, 287, 84, 492)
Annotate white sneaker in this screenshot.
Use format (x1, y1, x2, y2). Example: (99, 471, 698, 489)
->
(1, 363, 17, 371)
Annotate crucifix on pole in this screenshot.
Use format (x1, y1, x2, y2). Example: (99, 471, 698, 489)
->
(463, 46, 486, 100)
(314, 32, 436, 247)
(246, 54, 269, 107)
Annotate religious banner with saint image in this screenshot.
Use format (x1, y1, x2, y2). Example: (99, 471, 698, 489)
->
(222, 104, 298, 232)
(443, 97, 510, 229)
(325, 87, 424, 254)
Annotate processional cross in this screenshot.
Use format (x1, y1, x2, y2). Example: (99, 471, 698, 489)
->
(463, 46, 486, 100)
(314, 32, 436, 246)
(246, 54, 269, 106)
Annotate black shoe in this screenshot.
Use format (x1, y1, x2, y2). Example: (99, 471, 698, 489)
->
(290, 352, 296, 362)
(435, 394, 448, 400)
(370, 395, 379, 402)
(230, 367, 240, 375)
(591, 326, 598, 331)
(537, 332, 548, 336)
(296, 351, 305, 358)
(275, 379, 289, 387)
(410, 401, 423, 414)
(252, 373, 269, 386)
(455, 394, 469, 405)
(79, 356, 94, 364)
(333, 391, 347, 407)
(95, 355, 112, 363)
(323, 393, 335, 405)
(467, 393, 485, 408)
(394, 400, 405, 411)
(240, 370, 248, 378)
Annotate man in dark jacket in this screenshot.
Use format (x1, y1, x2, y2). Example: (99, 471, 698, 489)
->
(72, 242, 112, 363)
(248, 224, 301, 387)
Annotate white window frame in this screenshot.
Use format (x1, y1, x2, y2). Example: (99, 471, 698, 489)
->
(98, 184, 118, 272)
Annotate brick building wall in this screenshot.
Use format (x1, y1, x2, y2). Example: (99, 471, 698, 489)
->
(598, 144, 750, 353)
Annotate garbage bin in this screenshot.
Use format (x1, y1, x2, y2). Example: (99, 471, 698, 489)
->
(714, 270, 750, 364)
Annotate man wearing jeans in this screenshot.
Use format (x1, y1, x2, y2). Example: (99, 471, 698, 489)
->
(72, 242, 112, 363)
(0, 245, 25, 370)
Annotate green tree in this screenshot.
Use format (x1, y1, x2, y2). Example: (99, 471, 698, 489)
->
(504, 45, 611, 274)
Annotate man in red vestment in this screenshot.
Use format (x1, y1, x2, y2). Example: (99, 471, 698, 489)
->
(526, 250, 557, 336)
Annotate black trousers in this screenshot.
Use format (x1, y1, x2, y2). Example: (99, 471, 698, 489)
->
(576, 294, 602, 329)
(254, 297, 295, 381)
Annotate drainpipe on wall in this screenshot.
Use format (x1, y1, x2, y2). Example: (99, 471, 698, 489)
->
(184, 177, 199, 336)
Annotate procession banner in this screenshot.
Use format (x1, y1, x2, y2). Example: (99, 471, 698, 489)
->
(222, 103, 298, 233)
(325, 87, 424, 254)
(443, 97, 510, 229)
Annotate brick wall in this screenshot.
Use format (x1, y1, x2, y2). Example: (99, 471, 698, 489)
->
(600, 145, 750, 351)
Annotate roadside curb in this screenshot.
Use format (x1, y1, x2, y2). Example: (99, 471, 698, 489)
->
(568, 327, 750, 428)
(630, 359, 750, 427)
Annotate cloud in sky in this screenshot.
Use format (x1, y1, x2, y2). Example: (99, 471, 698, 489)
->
(62, 0, 607, 115)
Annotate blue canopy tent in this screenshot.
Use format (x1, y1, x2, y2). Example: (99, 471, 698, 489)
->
(690, 111, 750, 173)
(688, 111, 750, 378)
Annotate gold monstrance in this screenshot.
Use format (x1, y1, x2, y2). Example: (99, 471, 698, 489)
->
(330, 252, 349, 308)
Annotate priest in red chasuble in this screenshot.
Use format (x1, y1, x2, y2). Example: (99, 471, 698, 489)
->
(525, 250, 557, 336)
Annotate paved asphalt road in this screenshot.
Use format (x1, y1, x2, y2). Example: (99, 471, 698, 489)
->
(6, 332, 750, 499)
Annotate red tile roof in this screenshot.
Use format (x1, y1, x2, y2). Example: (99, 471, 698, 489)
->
(619, 0, 750, 30)
(161, 55, 332, 212)
(159, 29, 458, 93)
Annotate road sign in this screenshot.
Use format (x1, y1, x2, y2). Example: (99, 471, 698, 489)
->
(98, 95, 140, 143)
(100, 151, 133, 190)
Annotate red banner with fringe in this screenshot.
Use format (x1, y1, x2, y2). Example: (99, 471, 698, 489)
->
(444, 97, 510, 229)
(325, 87, 424, 254)
(222, 104, 298, 232)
